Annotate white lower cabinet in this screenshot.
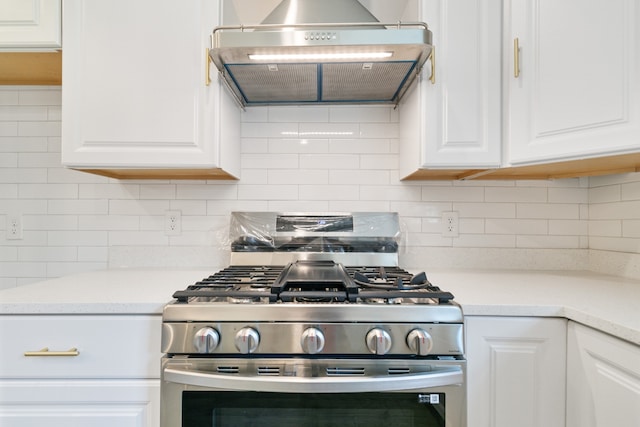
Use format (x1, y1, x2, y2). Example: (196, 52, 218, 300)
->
(0, 315, 162, 427)
(465, 316, 567, 427)
(0, 380, 159, 427)
(566, 321, 640, 427)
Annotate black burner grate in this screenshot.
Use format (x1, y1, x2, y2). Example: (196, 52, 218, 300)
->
(172, 262, 454, 304)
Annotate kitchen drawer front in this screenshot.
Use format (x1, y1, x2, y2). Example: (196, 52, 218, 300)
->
(0, 315, 161, 379)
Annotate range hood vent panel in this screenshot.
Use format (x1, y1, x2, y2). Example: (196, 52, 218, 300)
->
(211, 0, 432, 106)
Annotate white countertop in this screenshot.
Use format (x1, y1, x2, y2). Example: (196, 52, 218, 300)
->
(1, 268, 639, 345)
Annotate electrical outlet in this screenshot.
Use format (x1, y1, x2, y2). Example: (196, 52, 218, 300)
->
(6, 214, 23, 240)
(441, 211, 459, 237)
(165, 210, 181, 236)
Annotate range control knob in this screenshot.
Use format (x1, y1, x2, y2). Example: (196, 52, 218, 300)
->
(193, 327, 220, 354)
(234, 327, 260, 354)
(406, 329, 433, 356)
(301, 327, 325, 354)
(365, 328, 392, 355)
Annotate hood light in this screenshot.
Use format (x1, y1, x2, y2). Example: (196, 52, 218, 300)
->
(248, 52, 393, 61)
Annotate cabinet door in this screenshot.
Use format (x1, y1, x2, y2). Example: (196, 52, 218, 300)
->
(566, 322, 640, 427)
(506, 0, 640, 165)
(0, 0, 61, 49)
(399, 0, 502, 177)
(465, 316, 566, 427)
(0, 380, 159, 427)
(61, 0, 240, 177)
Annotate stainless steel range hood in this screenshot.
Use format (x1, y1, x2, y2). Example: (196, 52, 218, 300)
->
(209, 0, 432, 107)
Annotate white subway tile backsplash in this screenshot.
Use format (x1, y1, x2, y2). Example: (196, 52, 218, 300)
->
(485, 219, 548, 235)
(48, 230, 108, 246)
(48, 199, 108, 215)
(298, 122, 359, 137)
(621, 181, 640, 201)
(269, 138, 329, 154)
(108, 200, 170, 216)
(19, 89, 62, 106)
(623, 220, 640, 238)
(422, 186, 484, 202)
(299, 154, 359, 170)
(548, 220, 588, 236)
(485, 187, 548, 203)
(18, 152, 63, 168)
(328, 139, 392, 154)
(268, 106, 329, 123)
(79, 215, 139, 231)
(299, 185, 359, 200)
(269, 169, 328, 185)
(455, 203, 516, 219)
(589, 220, 622, 237)
(360, 185, 422, 202)
(243, 153, 299, 169)
(0, 136, 48, 152)
(589, 185, 621, 203)
(329, 170, 389, 185)
(359, 154, 398, 170)
(108, 231, 167, 246)
(516, 203, 579, 219)
(329, 200, 389, 212)
(516, 235, 582, 249)
(359, 123, 399, 139)
(0, 106, 48, 121)
(237, 185, 298, 200)
(18, 121, 61, 137)
(79, 183, 140, 200)
(0, 122, 18, 136)
(329, 106, 392, 123)
(2, 87, 640, 285)
(590, 201, 640, 220)
(0, 184, 18, 198)
(19, 183, 78, 199)
(590, 236, 640, 253)
(454, 234, 517, 248)
(18, 246, 78, 262)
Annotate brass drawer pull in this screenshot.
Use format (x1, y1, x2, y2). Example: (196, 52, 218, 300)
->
(514, 37, 520, 78)
(24, 347, 80, 357)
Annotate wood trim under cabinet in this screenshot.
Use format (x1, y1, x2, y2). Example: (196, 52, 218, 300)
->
(73, 168, 239, 180)
(0, 52, 62, 85)
(402, 153, 640, 181)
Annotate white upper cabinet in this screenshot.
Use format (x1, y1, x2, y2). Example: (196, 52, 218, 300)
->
(506, 0, 640, 165)
(0, 0, 61, 50)
(399, 0, 502, 179)
(61, 0, 240, 179)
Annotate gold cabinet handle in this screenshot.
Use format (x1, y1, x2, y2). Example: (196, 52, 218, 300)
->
(205, 48, 212, 86)
(429, 46, 436, 84)
(24, 347, 79, 357)
(514, 37, 520, 78)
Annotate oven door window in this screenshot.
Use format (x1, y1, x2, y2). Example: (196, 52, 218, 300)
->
(182, 391, 445, 427)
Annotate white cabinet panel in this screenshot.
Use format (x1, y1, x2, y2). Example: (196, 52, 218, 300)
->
(61, 0, 240, 178)
(0, 380, 159, 427)
(0, 0, 61, 49)
(506, 0, 640, 164)
(465, 316, 566, 427)
(566, 321, 640, 427)
(0, 315, 161, 379)
(0, 314, 162, 427)
(399, 0, 501, 177)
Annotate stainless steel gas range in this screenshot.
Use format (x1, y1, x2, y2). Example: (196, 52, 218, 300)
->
(161, 212, 466, 427)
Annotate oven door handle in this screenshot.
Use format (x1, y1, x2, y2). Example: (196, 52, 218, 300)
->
(163, 366, 463, 393)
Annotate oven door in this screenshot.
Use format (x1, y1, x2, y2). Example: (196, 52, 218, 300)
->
(161, 357, 466, 427)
